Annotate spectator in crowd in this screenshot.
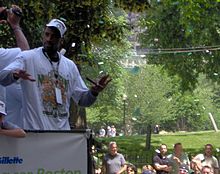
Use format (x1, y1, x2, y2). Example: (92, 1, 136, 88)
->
(126, 163, 137, 174)
(142, 164, 156, 174)
(0, 4, 29, 128)
(0, 100, 26, 138)
(102, 141, 127, 174)
(191, 144, 219, 174)
(167, 143, 190, 174)
(153, 144, 172, 174)
(109, 125, 116, 137)
(99, 126, 106, 137)
(91, 145, 102, 174)
(201, 165, 212, 174)
(154, 124, 160, 134)
(0, 18, 111, 130)
(106, 126, 111, 137)
(178, 164, 189, 174)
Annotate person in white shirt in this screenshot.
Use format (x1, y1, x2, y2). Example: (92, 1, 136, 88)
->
(0, 5, 29, 128)
(191, 144, 219, 174)
(99, 126, 106, 137)
(0, 18, 111, 130)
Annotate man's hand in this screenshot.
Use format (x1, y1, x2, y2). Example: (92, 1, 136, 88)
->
(89, 74, 112, 96)
(0, 5, 22, 27)
(13, 69, 36, 81)
(162, 165, 172, 172)
(173, 156, 181, 164)
(7, 5, 22, 29)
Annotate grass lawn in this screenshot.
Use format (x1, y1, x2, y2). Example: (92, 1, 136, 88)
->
(96, 130, 220, 168)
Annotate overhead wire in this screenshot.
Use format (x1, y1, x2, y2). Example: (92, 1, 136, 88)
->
(144, 45, 220, 55)
(147, 47, 220, 55)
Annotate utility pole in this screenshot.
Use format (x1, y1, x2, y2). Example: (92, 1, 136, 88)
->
(122, 94, 127, 135)
(208, 112, 219, 132)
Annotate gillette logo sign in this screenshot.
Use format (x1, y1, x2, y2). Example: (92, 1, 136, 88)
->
(0, 156, 23, 164)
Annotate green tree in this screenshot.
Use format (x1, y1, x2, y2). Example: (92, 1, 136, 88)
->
(194, 74, 220, 129)
(117, 66, 213, 133)
(165, 92, 207, 131)
(86, 41, 131, 131)
(121, 65, 174, 133)
(139, 0, 220, 91)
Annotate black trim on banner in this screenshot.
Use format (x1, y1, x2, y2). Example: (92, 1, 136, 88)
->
(25, 129, 90, 133)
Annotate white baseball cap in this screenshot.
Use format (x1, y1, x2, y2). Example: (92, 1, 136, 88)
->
(46, 19, 67, 37)
(0, 100, 7, 116)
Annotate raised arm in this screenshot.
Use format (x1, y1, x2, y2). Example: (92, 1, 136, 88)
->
(7, 5, 29, 50)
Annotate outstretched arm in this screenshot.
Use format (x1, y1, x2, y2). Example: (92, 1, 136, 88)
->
(0, 69, 35, 87)
(0, 128, 26, 138)
(78, 74, 111, 107)
(13, 69, 35, 81)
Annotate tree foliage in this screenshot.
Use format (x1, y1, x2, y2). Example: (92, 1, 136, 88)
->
(86, 42, 131, 130)
(1, 0, 150, 56)
(139, 0, 220, 91)
(105, 65, 215, 133)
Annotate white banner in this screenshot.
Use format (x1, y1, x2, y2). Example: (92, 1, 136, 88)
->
(0, 131, 88, 174)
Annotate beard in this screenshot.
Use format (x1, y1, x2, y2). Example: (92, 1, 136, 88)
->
(43, 43, 58, 54)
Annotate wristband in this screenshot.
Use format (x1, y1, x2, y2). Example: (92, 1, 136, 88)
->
(12, 26, 22, 32)
(90, 89, 99, 97)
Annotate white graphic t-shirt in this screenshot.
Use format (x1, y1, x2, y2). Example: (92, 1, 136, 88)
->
(0, 47, 92, 130)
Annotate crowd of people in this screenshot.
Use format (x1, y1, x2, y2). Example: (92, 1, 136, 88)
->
(0, 4, 111, 135)
(153, 143, 219, 174)
(98, 125, 117, 137)
(92, 142, 219, 174)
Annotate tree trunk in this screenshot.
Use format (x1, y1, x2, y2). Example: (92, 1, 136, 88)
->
(69, 98, 87, 129)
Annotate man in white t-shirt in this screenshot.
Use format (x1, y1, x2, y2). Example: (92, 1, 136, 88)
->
(99, 126, 106, 137)
(191, 144, 219, 174)
(0, 18, 111, 130)
(0, 5, 29, 128)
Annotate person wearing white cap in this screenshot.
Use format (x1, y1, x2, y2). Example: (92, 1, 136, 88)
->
(0, 4, 29, 128)
(0, 18, 111, 130)
(0, 100, 26, 137)
(178, 164, 189, 174)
